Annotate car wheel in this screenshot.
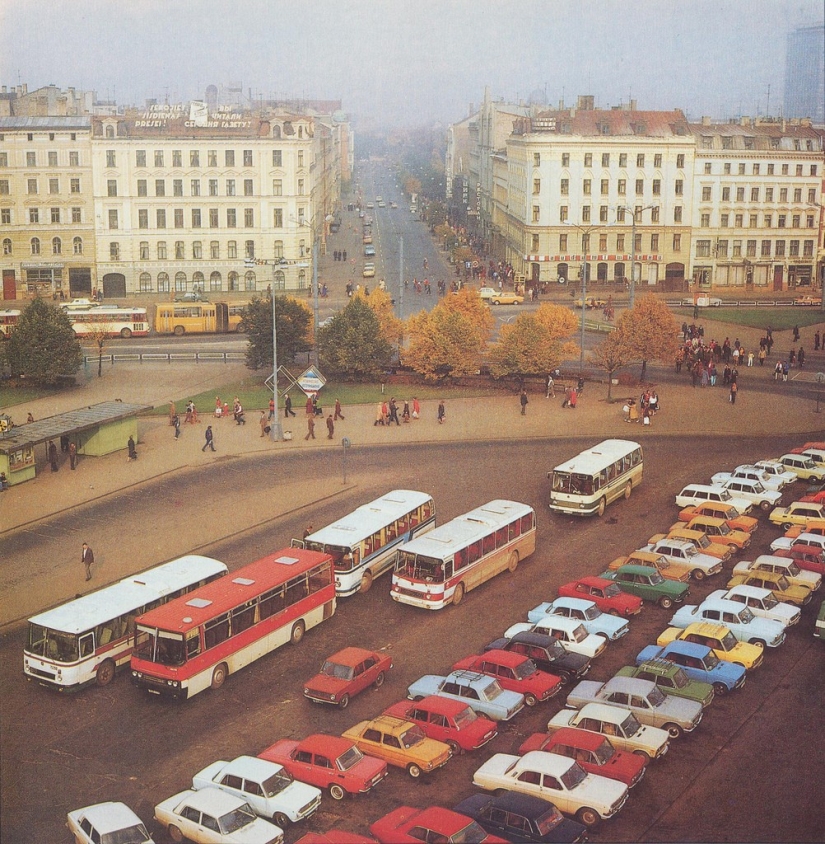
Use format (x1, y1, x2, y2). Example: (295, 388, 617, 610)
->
(446, 740, 461, 756)
(558, 670, 573, 686)
(452, 582, 465, 606)
(624, 481, 632, 500)
(290, 620, 305, 645)
(407, 763, 422, 778)
(273, 812, 290, 829)
(665, 723, 683, 739)
(632, 749, 652, 760)
(168, 824, 184, 843)
(692, 569, 706, 581)
(338, 694, 350, 710)
(712, 682, 729, 696)
(373, 671, 385, 689)
(597, 497, 607, 517)
(728, 543, 739, 552)
(329, 783, 346, 801)
(508, 551, 519, 573)
(751, 639, 766, 649)
(524, 693, 538, 707)
(782, 523, 793, 531)
(760, 500, 772, 512)
(360, 570, 373, 593)
(96, 658, 116, 687)
(658, 596, 674, 609)
(211, 663, 228, 690)
(577, 807, 601, 828)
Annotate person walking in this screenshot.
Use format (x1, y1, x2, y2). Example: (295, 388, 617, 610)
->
(729, 380, 738, 404)
(284, 394, 296, 418)
(412, 397, 420, 419)
(798, 347, 805, 368)
(259, 411, 268, 437)
(402, 400, 411, 422)
(793, 324, 800, 342)
(69, 441, 77, 470)
(173, 414, 181, 440)
(437, 400, 446, 424)
(305, 414, 316, 440)
(268, 398, 275, 420)
(82, 542, 94, 581)
(48, 440, 58, 472)
(815, 330, 821, 351)
(782, 361, 789, 382)
(374, 402, 385, 426)
(334, 398, 345, 420)
(519, 389, 529, 415)
(127, 435, 138, 460)
(388, 397, 400, 426)
(202, 425, 216, 452)
(546, 374, 555, 398)
(305, 394, 314, 416)
(774, 360, 782, 380)
(326, 413, 335, 439)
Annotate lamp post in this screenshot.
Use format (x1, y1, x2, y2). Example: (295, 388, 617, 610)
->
(269, 287, 284, 441)
(617, 204, 658, 309)
(564, 221, 600, 376)
(299, 214, 334, 364)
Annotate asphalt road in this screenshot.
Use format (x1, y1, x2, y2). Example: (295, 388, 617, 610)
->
(2, 434, 824, 843)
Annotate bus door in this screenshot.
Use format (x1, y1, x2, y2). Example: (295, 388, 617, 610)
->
(156, 307, 172, 334)
(215, 302, 229, 333)
(291, 539, 306, 549)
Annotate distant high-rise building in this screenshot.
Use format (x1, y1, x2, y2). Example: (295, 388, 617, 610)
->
(784, 24, 824, 123)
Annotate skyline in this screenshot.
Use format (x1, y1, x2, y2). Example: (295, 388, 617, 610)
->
(1, 0, 823, 128)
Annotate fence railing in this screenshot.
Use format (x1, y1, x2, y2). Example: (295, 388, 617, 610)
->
(84, 351, 246, 365)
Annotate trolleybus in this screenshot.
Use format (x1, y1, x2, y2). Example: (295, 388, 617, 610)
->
(130, 548, 336, 699)
(294, 490, 436, 596)
(391, 499, 536, 610)
(154, 301, 244, 335)
(23, 555, 228, 690)
(549, 439, 643, 517)
(68, 305, 150, 338)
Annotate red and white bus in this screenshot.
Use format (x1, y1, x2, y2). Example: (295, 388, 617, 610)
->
(69, 305, 150, 338)
(391, 500, 536, 610)
(0, 309, 20, 338)
(130, 548, 336, 700)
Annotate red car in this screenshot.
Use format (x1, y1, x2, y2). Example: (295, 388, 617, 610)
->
(800, 491, 825, 505)
(303, 646, 392, 708)
(451, 650, 562, 705)
(294, 833, 375, 844)
(383, 695, 498, 755)
(259, 734, 388, 800)
(518, 727, 647, 788)
(774, 545, 825, 576)
(558, 576, 643, 617)
(370, 806, 507, 844)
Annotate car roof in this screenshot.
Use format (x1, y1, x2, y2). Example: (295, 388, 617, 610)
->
(411, 694, 473, 715)
(724, 584, 771, 599)
(325, 647, 381, 667)
(574, 576, 615, 587)
(614, 564, 659, 575)
(507, 631, 557, 647)
(361, 714, 411, 734)
(661, 640, 713, 658)
(178, 787, 247, 813)
(406, 807, 475, 834)
(299, 734, 354, 755)
(482, 790, 560, 819)
(447, 669, 496, 687)
(602, 676, 657, 695)
(634, 658, 678, 676)
(480, 649, 530, 667)
(533, 615, 583, 633)
(550, 596, 595, 611)
(577, 702, 632, 723)
(547, 727, 607, 751)
(73, 802, 144, 834)
(519, 750, 576, 775)
(219, 755, 283, 779)
(681, 621, 730, 637)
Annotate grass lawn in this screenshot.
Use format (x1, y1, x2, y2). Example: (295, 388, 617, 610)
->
(673, 307, 825, 331)
(1, 384, 67, 411)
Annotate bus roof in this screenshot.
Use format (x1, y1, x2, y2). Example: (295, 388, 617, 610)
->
(27, 555, 228, 635)
(135, 548, 332, 633)
(397, 499, 533, 559)
(552, 439, 641, 476)
(305, 490, 433, 547)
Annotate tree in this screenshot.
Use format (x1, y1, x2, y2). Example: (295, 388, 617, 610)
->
(358, 287, 403, 348)
(244, 295, 313, 371)
(487, 304, 579, 381)
(5, 298, 82, 385)
(614, 294, 680, 380)
(317, 297, 393, 379)
(590, 329, 635, 402)
(85, 321, 114, 378)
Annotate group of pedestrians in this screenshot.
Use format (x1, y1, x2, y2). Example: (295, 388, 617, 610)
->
(373, 397, 423, 426)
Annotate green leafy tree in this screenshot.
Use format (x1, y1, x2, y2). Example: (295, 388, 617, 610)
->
(590, 328, 635, 401)
(358, 288, 403, 348)
(318, 297, 393, 379)
(615, 294, 680, 379)
(5, 298, 82, 385)
(244, 295, 313, 371)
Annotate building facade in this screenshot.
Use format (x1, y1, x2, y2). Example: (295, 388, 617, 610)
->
(784, 25, 825, 125)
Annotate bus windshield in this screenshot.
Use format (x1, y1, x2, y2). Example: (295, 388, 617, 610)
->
(552, 472, 594, 496)
(396, 551, 444, 581)
(27, 624, 79, 663)
(135, 627, 186, 666)
(305, 542, 355, 571)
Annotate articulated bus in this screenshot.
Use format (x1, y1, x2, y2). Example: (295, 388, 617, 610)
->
(69, 306, 150, 338)
(294, 490, 436, 596)
(130, 548, 336, 700)
(23, 555, 228, 691)
(391, 500, 536, 610)
(549, 439, 643, 517)
(154, 302, 245, 335)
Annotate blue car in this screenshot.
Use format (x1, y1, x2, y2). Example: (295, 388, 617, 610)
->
(407, 670, 525, 721)
(527, 597, 630, 642)
(635, 641, 746, 696)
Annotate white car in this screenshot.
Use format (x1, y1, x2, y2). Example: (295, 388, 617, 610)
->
(68, 802, 154, 844)
(717, 478, 783, 512)
(472, 750, 628, 828)
(503, 615, 607, 658)
(641, 538, 723, 580)
(733, 555, 821, 592)
(154, 788, 283, 843)
(770, 531, 825, 554)
(478, 287, 496, 300)
(192, 755, 321, 827)
(753, 460, 798, 488)
(707, 586, 801, 628)
(674, 484, 753, 515)
(526, 597, 629, 642)
(711, 465, 788, 492)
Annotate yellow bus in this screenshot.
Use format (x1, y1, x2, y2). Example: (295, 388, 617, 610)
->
(154, 302, 245, 336)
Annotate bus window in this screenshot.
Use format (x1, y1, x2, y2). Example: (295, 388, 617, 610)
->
(285, 574, 308, 607)
(79, 633, 94, 658)
(468, 540, 483, 564)
(387, 522, 397, 541)
(509, 520, 521, 541)
(520, 513, 534, 533)
(232, 601, 256, 634)
(204, 613, 231, 649)
(259, 586, 284, 620)
(308, 562, 332, 593)
(495, 526, 508, 547)
(422, 503, 432, 519)
(398, 516, 409, 532)
(482, 533, 496, 556)
(186, 631, 201, 659)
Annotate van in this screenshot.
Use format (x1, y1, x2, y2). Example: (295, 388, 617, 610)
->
(674, 484, 753, 515)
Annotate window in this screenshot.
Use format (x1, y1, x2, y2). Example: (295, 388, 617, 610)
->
(1, 208, 10, 223)
(782, 164, 789, 175)
(811, 165, 818, 176)
(676, 154, 685, 168)
(752, 163, 760, 175)
(226, 179, 236, 196)
(52, 237, 61, 255)
(272, 149, 282, 166)
(601, 153, 610, 167)
(190, 150, 200, 166)
(696, 240, 711, 257)
(778, 214, 786, 228)
(191, 179, 200, 196)
(0, 179, 9, 196)
(136, 149, 146, 167)
(721, 214, 729, 227)
(796, 164, 803, 176)
(618, 153, 627, 167)
(532, 205, 540, 223)
(156, 209, 167, 228)
(673, 233, 681, 251)
(26, 151, 36, 167)
(27, 178, 38, 195)
(600, 179, 609, 195)
(716, 239, 728, 257)
(532, 177, 540, 195)
(193, 241, 202, 259)
(789, 240, 799, 257)
(244, 208, 254, 227)
(227, 208, 237, 227)
(50, 207, 60, 224)
(616, 234, 625, 251)
(244, 179, 253, 196)
(172, 149, 182, 167)
(192, 208, 202, 228)
(72, 207, 81, 223)
(0, 152, 7, 167)
(139, 272, 152, 292)
(108, 210, 119, 230)
(761, 240, 771, 257)
(617, 206, 625, 222)
(245, 240, 255, 258)
(735, 213, 743, 227)
(732, 240, 742, 257)
(208, 241, 220, 259)
(137, 179, 147, 196)
(73, 236, 82, 255)
(533, 152, 541, 166)
(654, 153, 662, 167)
(618, 179, 626, 195)
(110, 241, 120, 260)
(273, 179, 283, 196)
(559, 234, 568, 251)
(583, 179, 591, 195)
(273, 208, 283, 227)
(634, 233, 641, 252)
(701, 186, 712, 202)
(228, 241, 237, 258)
(243, 149, 253, 167)
(69, 150, 79, 167)
(806, 188, 816, 204)
(764, 214, 772, 227)
(106, 150, 116, 167)
(225, 150, 235, 166)
(736, 187, 745, 201)
(154, 150, 164, 167)
(31, 237, 40, 255)
(208, 150, 217, 167)
(173, 179, 183, 197)
(803, 240, 814, 257)
(561, 153, 570, 167)
(722, 187, 731, 201)
(174, 208, 184, 228)
(139, 241, 149, 260)
(600, 205, 608, 222)
(651, 206, 660, 222)
(749, 214, 757, 227)
(775, 240, 785, 257)
(675, 179, 683, 195)
(560, 178, 569, 195)
(652, 179, 661, 195)
(209, 208, 219, 228)
(636, 153, 644, 167)
(155, 179, 166, 197)
(599, 233, 607, 250)
(49, 177, 59, 195)
(751, 187, 759, 201)
(763, 187, 773, 202)
(29, 208, 39, 224)
(582, 206, 591, 222)
(107, 179, 118, 197)
(157, 241, 167, 260)
(746, 240, 756, 257)
(700, 213, 710, 227)
(208, 179, 218, 196)
(175, 241, 185, 259)
(584, 153, 592, 167)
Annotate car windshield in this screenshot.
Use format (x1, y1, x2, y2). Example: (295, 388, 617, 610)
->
(594, 738, 616, 764)
(719, 631, 739, 650)
(218, 804, 257, 834)
(719, 490, 732, 501)
(716, 522, 731, 535)
(570, 624, 588, 642)
(320, 661, 354, 681)
(547, 640, 567, 657)
(478, 679, 504, 700)
(620, 713, 643, 736)
(26, 624, 79, 663)
(603, 583, 622, 598)
(336, 745, 364, 771)
(261, 768, 293, 796)
(101, 824, 152, 844)
(534, 805, 566, 834)
(761, 593, 779, 609)
(453, 706, 479, 728)
(802, 459, 817, 469)
(560, 762, 588, 789)
(702, 650, 720, 668)
(738, 607, 755, 623)
(695, 536, 710, 548)
(786, 561, 801, 576)
(775, 575, 791, 590)
(647, 571, 665, 585)
(583, 605, 601, 620)
(513, 660, 537, 679)
(451, 820, 491, 843)
(400, 726, 427, 748)
(647, 686, 667, 706)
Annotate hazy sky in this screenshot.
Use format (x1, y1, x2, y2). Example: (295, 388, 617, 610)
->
(1, 0, 822, 128)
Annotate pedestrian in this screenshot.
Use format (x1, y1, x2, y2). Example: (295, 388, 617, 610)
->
(234, 402, 245, 425)
(284, 393, 296, 417)
(758, 347, 766, 366)
(747, 351, 754, 367)
(519, 389, 528, 415)
(60, 433, 69, 452)
(342, 249, 347, 262)
(402, 400, 411, 422)
(268, 397, 275, 420)
(729, 380, 738, 404)
(798, 347, 805, 368)
(303, 524, 313, 540)
(334, 398, 345, 420)
(815, 330, 821, 351)
(82, 542, 94, 581)
(437, 400, 446, 424)
(27, 412, 35, 424)
(127, 435, 138, 460)
(793, 324, 800, 342)
(202, 425, 216, 451)
(260, 410, 268, 437)
(412, 397, 420, 419)
(782, 361, 789, 382)
(215, 396, 223, 417)
(326, 413, 335, 439)
(69, 441, 77, 470)
(546, 374, 555, 398)
(305, 394, 314, 416)
(374, 402, 385, 426)
(643, 406, 652, 426)
(774, 360, 782, 380)
(173, 414, 181, 439)
(305, 414, 316, 440)
(388, 397, 400, 426)
(48, 440, 58, 472)
(568, 388, 578, 409)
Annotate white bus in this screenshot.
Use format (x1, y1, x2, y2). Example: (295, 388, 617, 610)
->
(549, 439, 643, 517)
(391, 500, 536, 610)
(23, 555, 228, 690)
(69, 305, 150, 338)
(294, 490, 436, 596)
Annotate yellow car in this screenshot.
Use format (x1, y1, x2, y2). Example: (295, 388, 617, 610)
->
(675, 516, 751, 552)
(575, 297, 608, 309)
(607, 551, 690, 583)
(656, 622, 763, 669)
(362, 264, 376, 278)
(342, 715, 451, 778)
(726, 571, 812, 607)
(784, 518, 825, 540)
(648, 528, 731, 562)
(488, 291, 524, 305)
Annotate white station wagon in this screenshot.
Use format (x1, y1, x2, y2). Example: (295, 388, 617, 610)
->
(68, 802, 154, 844)
(504, 615, 607, 658)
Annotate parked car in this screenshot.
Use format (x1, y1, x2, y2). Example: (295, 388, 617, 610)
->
(68, 802, 154, 844)
(667, 597, 786, 648)
(154, 788, 282, 844)
(484, 632, 591, 685)
(563, 676, 703, 738)
(517, 727, 647, 788)
(674, 484, 753, 515)
(546, 701, 670, 760)
(452, 650, 562, 705)
(716, 477, 782, 512)
(472, 751, 629, 828)
(557, 577, 643, 617)
(655, 622, 764, 669)
(488, 290, 524, 305)
(706, 585, 801, 627)
(503, 615, 607, 659)
(478, 287, 497, 300)
(734, 555, 821, 593)
(191, 756, 321, 828)
(783, 518, 825, 540)
(711, 465, 789, 491)
(615, 659, 714, 707)
(526, 597, 630, 642)
(606, 550, 690, 583)
(258, 734, 387, 801)
(774, 544, 825, 576)
(725, 570, 812, 606)
(383, 695, 498, 754)
(406, 669, 525, 721)
(342, 715, 451, 778)
(676, 501, 759, 533)
(798, 446, 825, 467)
(635, 641, 746, 696)
(369, 806, 507, 844)
(675, 516, 752, 552)
(639, 539, 723, 580)
(645, 528, 731, 562)
(303, 646, 392, 709)
(454, 791, 589, 843)
(771, 533, 825, 556)
(753, 459, 798, 488)
(776, 454, 825, 482)
(799, 490, 825, 504)
(599, 565, 691, 609)
(768, 501, 825, 530)
(363, 245, 376, 257)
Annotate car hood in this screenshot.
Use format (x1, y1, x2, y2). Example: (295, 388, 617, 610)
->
(304, 674, 349, 695)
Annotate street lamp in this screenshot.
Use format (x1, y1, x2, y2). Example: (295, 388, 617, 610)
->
(616, 204, 658, 309)
(564, 221, 601, 376)
(269, 289, 284, 442)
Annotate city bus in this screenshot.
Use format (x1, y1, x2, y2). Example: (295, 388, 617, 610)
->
(549, 439, 643, 517)
(69, 305, 150, 338)
(23, 555, 228, 691)
(154, 301, 244, 335)
(130, 548, 336, 700)
(391, 499, 536, 610)
(0, 309, 20, 338)
(294, 490, 436, 596)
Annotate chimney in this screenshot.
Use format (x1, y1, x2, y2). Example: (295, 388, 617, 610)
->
(740, 116, 749, 126)
(629, 99, 637, 111)
(701, 115, 712, 126)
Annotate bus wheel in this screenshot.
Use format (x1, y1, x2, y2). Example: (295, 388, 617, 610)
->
(173, 325, 185, 336)
(290, 620, 305, 644)
(360, 571, 373, 593)
(211, 663, 228, 689)
(96, 659, 116, 686)
(624, 481, 632, 500)
(597, 497, 607, 517)
(168, 824, 184, 843)
(120, 327, 132, 339)
(452, 582, 465, 606)
(508, 551, 519, 573)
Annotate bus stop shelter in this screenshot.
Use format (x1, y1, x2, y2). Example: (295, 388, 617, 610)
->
(0, 401, 150, 486)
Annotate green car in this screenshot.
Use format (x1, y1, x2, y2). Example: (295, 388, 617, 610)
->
(600, 564, 691, 610)
(617, 660, 714, 708)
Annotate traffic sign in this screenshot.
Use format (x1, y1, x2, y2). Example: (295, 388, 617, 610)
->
(297, 367, 326, 396)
